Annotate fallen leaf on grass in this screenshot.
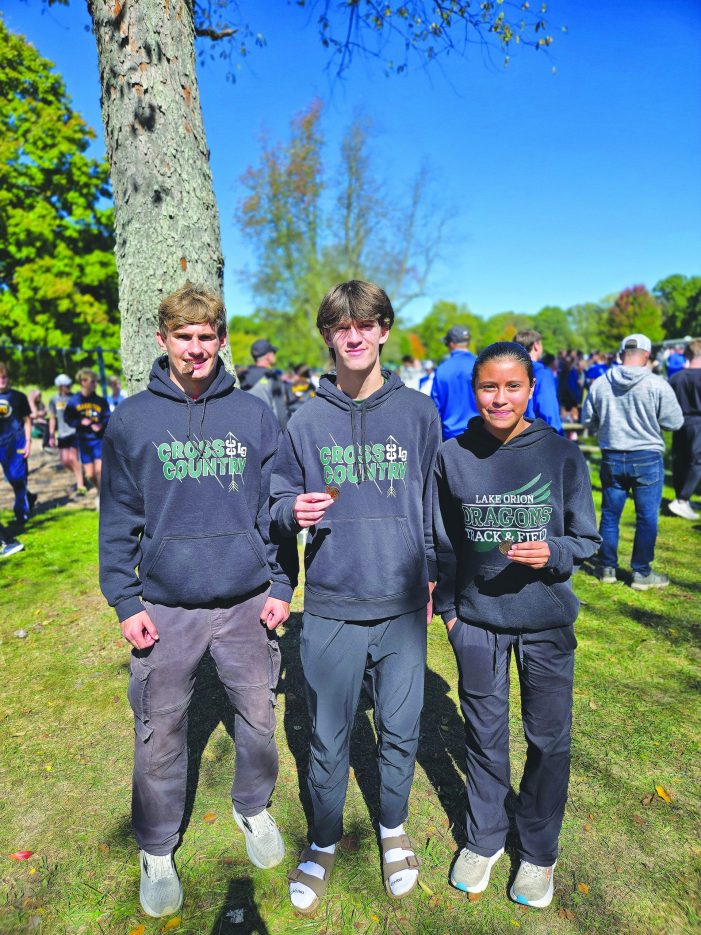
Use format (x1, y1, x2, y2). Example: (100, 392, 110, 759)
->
(641, 793, 654, 807)
(128, 926, 146, 935)
(588, 700, 599, 710)
(428, 896, 441, 908)
(633, 814, 646, 826)
(99, 843, 109, 855)
(582, 823, 593, 832)
(417, 879, 434, 896)
(558, 908, 575, 920)
(162, 918, 181, 931)
(9, 851, 33, 860)
(370, 913, 380, 922)
(426, 825, 436, 836)
(655, 785, 672, 804)
(467, 891, 482, 903)
(509, 921, 521, 927)
(44, 763, 53, 772)
(202, 811, 216, 824)
(577, 882, 590, 895)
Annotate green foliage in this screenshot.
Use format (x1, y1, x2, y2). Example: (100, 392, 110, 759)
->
(237, 102, 447, 368)
(533, 304, 574, 350)
(412, 300, 482, 361)
(0, 17, 118, 365)
(479, 311, 533, 348)
(567, 301, 606, 351)
(601, 286, 664, 346)
(653, 273, 701, 338)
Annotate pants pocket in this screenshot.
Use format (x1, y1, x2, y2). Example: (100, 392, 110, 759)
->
(128, 654, 154, 741)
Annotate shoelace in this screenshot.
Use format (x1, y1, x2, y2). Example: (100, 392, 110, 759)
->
(243, 811, 276, 837)
(461, 848, 485, 866)
(519, 861, 548, 880)
(143, 853, 175, 882)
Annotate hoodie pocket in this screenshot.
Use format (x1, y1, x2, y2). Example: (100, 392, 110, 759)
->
(457, 562, 566, 630)
(144, 531, 267, 603)
(306, 516, 424, 599)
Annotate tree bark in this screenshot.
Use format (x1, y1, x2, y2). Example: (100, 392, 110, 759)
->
(88, 0, 230, 391)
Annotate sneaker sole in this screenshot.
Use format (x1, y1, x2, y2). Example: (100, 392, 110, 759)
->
(139, 882, 183, 919)
(450, 847, 504, 893)
(509, 865, 555, 909)
(233, 809, 285, 869)
(631, 580, 669, 591)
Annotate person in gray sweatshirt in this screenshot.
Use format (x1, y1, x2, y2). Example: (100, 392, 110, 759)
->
(581, 333, 683, 590)
(271, 281, 441, 913)
(433, 341, 600, 909)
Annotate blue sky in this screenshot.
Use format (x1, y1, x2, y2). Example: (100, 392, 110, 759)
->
(5, 0, 701, 324)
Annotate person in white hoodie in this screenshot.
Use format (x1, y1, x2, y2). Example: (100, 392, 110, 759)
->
(581, 333, 683, 590)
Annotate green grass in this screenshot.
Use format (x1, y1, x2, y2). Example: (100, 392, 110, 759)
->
(1, 473, 700, 935)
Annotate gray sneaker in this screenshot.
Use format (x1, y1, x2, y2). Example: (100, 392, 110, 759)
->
(233, 806, 285, 869)
(509, 860, 555, 908)
(597, 565, 617, 583)
(631, 570, 670, 591)
(450, 846, 503, 893)
(139, 850, 183, 918)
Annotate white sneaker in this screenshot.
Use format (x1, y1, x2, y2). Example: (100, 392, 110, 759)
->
(669, 499, 699, 520)
(233, 806, 285, 868)
(139, 851, 183, 918)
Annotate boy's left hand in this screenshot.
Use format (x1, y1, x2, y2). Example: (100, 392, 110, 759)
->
(505, 540, 551, 569)
(260, 597, 290, 630)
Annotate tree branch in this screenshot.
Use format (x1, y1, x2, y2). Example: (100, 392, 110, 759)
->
(195, 26, 238, 41)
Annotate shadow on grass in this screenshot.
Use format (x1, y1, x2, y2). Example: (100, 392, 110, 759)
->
(209, 876, 270, 935)
(622, 604, 701, 648)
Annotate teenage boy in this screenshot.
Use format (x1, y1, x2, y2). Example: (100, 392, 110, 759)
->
(99, 284, 294, 918)
(64, 369, 110, 496)
(271, 280, 441, 913)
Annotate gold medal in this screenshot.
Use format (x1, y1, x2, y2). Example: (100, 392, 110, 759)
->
(325, 485, 340, 500)
(498, 534, 515, 555)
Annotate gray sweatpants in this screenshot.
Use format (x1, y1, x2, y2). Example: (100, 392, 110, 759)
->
(128, 588, 280, 855)
(300, 608, 427, 846)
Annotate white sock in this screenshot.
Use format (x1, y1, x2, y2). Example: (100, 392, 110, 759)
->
(380, 822, 418, 896)
(289, 841, 336, 910)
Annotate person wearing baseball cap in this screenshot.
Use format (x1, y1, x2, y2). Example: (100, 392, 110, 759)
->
(240, 339, 289, 427)
(582, 333, 683, 590)
(48, 374, 85, 494)
(430, 325, 478, 440)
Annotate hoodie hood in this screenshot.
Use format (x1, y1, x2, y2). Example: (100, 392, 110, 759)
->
(460, 416, 557, 457)
(607, 365, 652, 392)
(147, 355, 236, 451)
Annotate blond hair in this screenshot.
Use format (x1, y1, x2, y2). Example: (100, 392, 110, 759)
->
(158, 282, 227, 337)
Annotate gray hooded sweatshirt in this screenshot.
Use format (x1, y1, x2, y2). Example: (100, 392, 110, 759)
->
(582, 366, 683, 453)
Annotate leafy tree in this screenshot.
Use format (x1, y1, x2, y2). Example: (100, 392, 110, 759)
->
(412, 300, 482, 362)
(237, 102, 449, 368)
(480, 311, 533, 348)
(533, 305, 573, 351)
(0, 18, 117, 367)
(653, 273, 701, 337)
(601, 285, 664, 346)
(75, 0, 562, 388)
(566, 301, 606, 352)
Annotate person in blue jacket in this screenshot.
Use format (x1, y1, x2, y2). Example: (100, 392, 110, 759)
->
(0, 361, 36, 524)
(514, 330, 563, 434)
(431, 325, 478, 440)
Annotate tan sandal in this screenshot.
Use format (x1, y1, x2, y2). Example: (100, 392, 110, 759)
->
(288, 847, 336, 916)
(381, 834, 420, 899)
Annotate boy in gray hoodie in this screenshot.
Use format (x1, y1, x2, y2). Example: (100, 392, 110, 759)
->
(581, 333, 683, 590)
(271, 281, 441, 912)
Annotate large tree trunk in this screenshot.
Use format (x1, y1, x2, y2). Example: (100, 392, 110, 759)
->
(88, 0, 231, 391)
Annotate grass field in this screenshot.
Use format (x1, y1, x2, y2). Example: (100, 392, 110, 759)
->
(1, 465, 700, 934)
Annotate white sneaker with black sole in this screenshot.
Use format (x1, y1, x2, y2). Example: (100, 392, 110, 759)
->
(233, 806, 285, 869)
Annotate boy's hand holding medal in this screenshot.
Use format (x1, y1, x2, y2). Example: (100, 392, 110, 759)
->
(500, 535, 551, 569)
(293, 488, 338, 527)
